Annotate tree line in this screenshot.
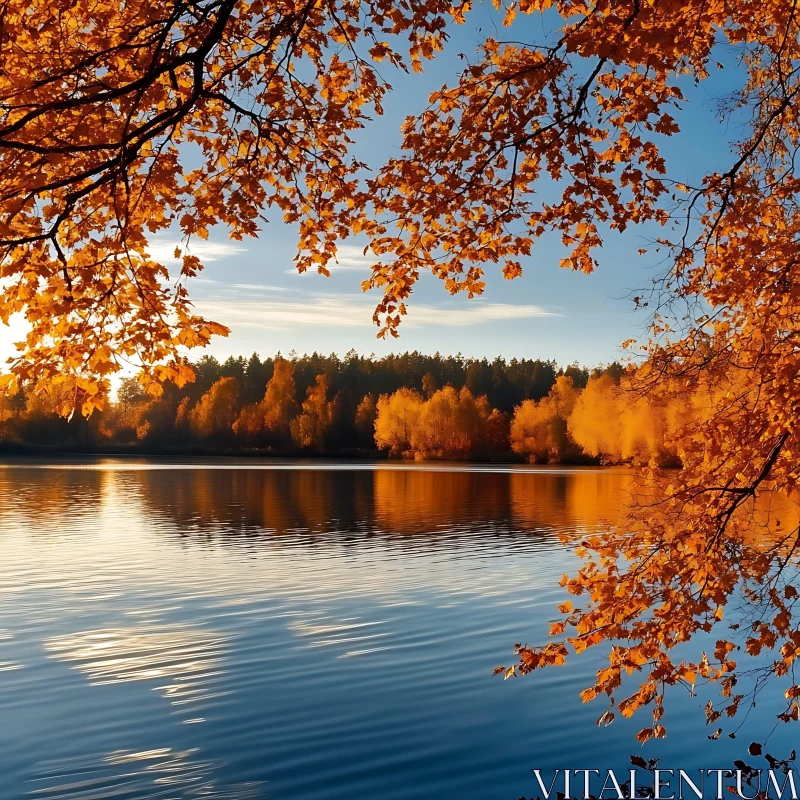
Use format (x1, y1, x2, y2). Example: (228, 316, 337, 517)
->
(0, 349, 686, 465)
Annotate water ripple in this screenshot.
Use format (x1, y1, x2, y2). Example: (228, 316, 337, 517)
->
(44, 625, 228, 712)
(27, 748, 262, 799)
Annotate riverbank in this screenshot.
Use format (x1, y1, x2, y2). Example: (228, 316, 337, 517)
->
(0, 440, 605, 465)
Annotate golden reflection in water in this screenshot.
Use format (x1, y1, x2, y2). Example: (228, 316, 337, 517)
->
(4, 463, 795, 618)
(0, 462, 640, 538)
(509, 469, 634, 529)
(130, 466, 376, 535)
(28, 747, 261, 799)
(372, 469, 510, 531)
(3, 461, 793, 543)
(0, 482, 571, 616)
(45, 624, 227, 710)
(743, 487, 800, 545)
(127, 465, 637, 537)
(0, 465, 643, 615)
(0, 466, 105, 529)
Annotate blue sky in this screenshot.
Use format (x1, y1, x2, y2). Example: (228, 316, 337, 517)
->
(2, 5, 745, 370)
(173, 6, 744, 368)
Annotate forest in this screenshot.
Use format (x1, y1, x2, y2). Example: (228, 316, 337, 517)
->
(0, 349, 686, 465)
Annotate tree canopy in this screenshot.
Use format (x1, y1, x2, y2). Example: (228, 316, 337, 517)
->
(2, 1, 797, 406)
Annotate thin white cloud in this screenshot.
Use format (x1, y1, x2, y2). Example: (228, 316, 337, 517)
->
(285, 244, 382, 274)
(231, 283, 288, 292)
(197, 298, 367, 329)
(411, 303, 560, 325)
(196, 297, 559, 331)
(147, 239, 247, 263)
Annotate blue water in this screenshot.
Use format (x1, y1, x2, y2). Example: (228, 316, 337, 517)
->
(0, 460, 795, 799)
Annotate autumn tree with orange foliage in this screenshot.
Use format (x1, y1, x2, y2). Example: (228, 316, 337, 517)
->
(411, 386, 494, 459)
(510, 375, 581, 463)
(372, 383, 504, 458)
(567, 373, 680, 467)
(233, 357, 298, 447)
(291, 374, 335, 450)
(3, 0, 800, 742)
(374, 389, 424, 456)
(189, 376, 239, 440)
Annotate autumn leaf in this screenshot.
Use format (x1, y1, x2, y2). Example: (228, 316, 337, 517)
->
(596, 710, 615, 727)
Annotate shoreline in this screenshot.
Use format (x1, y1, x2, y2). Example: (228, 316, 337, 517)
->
(0, 443, 620, 468)
(0, 441, 609, 466)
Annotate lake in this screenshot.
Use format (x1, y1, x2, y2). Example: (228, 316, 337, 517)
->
(0, 460, 796, 800)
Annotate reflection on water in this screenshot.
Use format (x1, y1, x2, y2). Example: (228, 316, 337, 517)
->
(28, 748, 261, 799)
(0, 460, 631, 536)
(45, 625, 228, 711)
(0, 461, 793, 800)
(0, 629, 23, 674)
(287, 615, 394, 658)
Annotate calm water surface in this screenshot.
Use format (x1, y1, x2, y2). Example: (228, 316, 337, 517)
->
(0, 460, 795, 799)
